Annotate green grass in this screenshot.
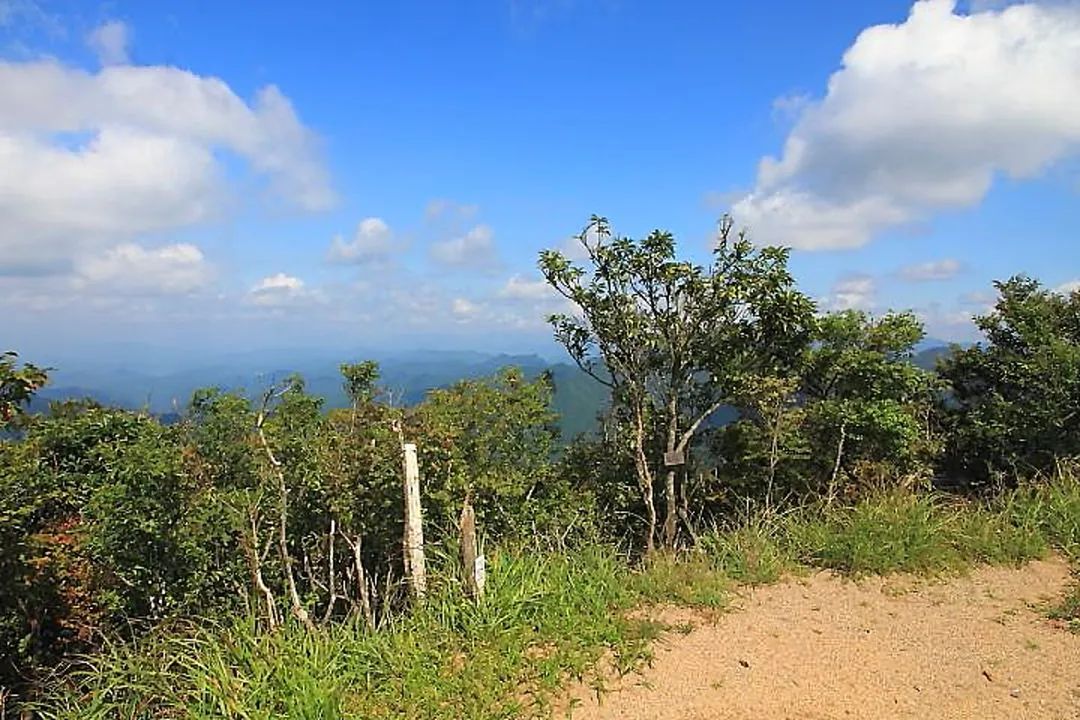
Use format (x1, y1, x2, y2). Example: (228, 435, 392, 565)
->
(36, 548, 676, 720)
(781, 492, 1050, 576)
(34, 468, 1080, 719)
(1047, 574, 1080, 634)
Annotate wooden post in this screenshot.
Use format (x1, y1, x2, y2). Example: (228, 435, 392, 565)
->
(459, 496, 485, 601)
(402, 442, 427, 599)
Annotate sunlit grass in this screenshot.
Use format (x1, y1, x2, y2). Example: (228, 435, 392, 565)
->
(36, 463, 1080, 719)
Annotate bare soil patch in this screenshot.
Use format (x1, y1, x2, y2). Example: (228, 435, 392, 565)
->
(562, 558, 1080, 719)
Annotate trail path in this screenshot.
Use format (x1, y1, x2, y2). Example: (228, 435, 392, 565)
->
(563, 559, 1080, 720)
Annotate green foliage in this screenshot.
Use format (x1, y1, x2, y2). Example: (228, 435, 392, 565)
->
(0, 351, 49, 427)
(938, 276, 1080, 488)
(34, 472, 1080, 719)
(801, 310, 939, 487)
(699, 516, 791, 585)
(414, 367, 563, 538)
(539, 215, 816, 550)
(712, 309, 939, 506)
(37, 548, 656, 720)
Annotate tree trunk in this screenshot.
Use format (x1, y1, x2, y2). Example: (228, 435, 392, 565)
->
(243, 508, 278, 630)
(321, 519, 339, 624)
(827, 420, 847, 509)
(345, 533, 375, 630)
(255, 410, 314, 632)
(633, 402, 657, 555)
(677, 468, 698, 546)
(767, 415, 780, 513)
(277, 471, 315, 631)
(662, 397, 679, 549)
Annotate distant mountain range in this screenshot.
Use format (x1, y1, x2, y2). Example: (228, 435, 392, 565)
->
(25, 338, 970, 443)
(29, 350, 610, 442)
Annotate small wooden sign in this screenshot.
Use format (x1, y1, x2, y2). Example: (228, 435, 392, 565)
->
(664, 449, 685, 467)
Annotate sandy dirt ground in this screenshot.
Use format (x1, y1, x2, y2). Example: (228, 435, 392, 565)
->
(561, 559, 1080, 720)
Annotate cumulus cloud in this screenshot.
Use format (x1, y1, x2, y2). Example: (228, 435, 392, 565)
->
(898, 258, 962, 281)
(74, 243, 215, 294)
(0, 54, 334, 276)
(1057, 278, 1080, 294)
(821, 275, 878, 311)
(430, 224, 499, 269)
(87, 20, 130, 66)
(731, 0, 1080, 249)
(451, 297, 479, 319)
(246, 273, 322, 307)
(327, 217, 402, 264)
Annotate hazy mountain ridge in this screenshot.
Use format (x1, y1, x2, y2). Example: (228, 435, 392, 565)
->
(30, 351, 610, 441)
(26, 340, 965, 441)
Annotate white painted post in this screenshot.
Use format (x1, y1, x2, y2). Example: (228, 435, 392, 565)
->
(402, 442, 427, 599)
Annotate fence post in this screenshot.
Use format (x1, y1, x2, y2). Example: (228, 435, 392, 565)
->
(402, 442, 427, 599)
(459, 496, 485, 601)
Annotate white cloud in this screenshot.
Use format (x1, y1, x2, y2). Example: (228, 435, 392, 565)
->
(253, 273, 304, 292)
(74, 243, 215, 294)
(915, 301, 983, 340)
(732, 0, 1080, 249)
(1057, 278, 1080, 294)
(451, 297, 479, 318)
(430, 224, 499, 268)
(898, 258, 962, 281)
(497, 274, 557, 300)
(246, 273, 322, 307)
(821, 275, 878, 311)
(0, 54, 334, 276)
(327, 217, 400, 264)
(87, 20, 129, 66)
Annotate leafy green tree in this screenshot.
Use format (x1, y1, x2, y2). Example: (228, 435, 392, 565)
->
(0, 351, 48, 427)
(183, 389, 267, 619)
(800, 310, 939, 502)
(413, 367, 562, 539)
(1, 402, 204, 688)
(710, 310, 937, 506)
(539, 215, 814, 551)
(938, 276, 1080, 488)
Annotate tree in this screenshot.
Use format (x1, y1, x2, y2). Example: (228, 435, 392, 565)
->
(413, 366, 562, 538)
(800, 310, 939, 502)
(539, 215, 815, 551)
(937, 276, 1080, 488)
(0, 351, 48, 427)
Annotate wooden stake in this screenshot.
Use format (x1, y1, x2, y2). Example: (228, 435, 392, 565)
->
(402, 442, 427, 599)
(460, 496, 484, 600)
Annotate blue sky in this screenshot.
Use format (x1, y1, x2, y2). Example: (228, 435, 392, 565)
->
(2, 0, 1079, 364)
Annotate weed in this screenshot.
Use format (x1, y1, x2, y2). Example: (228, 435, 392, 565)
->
(1047, 574, 1080, 635)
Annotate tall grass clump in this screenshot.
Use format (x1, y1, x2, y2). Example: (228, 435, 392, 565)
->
(698, 513, 791, 585)
(36, 547, 669, 720)
(998, 462, 1080, 559)
(781, 492, 971, 575)
(696, 472, 1080, 580)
